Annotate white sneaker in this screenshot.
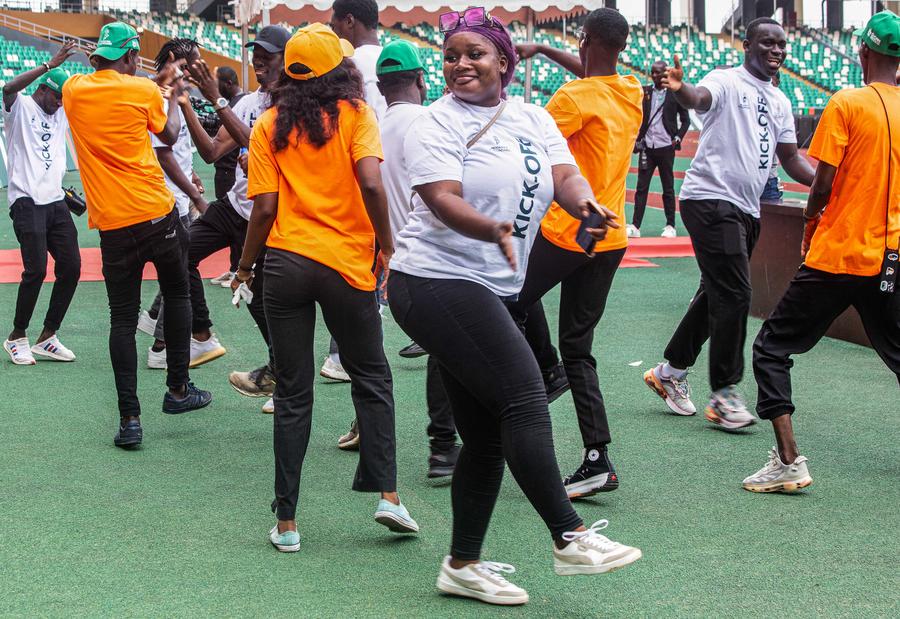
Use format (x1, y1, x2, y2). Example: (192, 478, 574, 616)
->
(705, 386, 756, 430)
(147, 346, 167, 369)
(553, 519, 642, 576)
(626, 224, 641, 238)
(262, 397, 275, 414)
(210, 271, 235, 288)
(31, 335, 76, 361)
(661, 225, 677, 238)
(436, 557, 528, 606)
(743, 447, 813, 493)
(643, 363, 697, 416)
(137, 310, 158, 336)
(189, 334, 226, 368)
(4, 337, 35, 365)
(319, 356, 350, 382)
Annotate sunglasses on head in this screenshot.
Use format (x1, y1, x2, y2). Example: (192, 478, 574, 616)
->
(119, 34, 140, 48)
(439, 7, 497, 33)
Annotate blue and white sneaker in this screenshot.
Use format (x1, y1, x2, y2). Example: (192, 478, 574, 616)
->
(269, 525, 300, 552)
(374, 499, 419, 533)
(32, 335, 76, 362)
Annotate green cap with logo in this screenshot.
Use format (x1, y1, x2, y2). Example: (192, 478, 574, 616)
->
(37, 67, 70, 94)
(376, 40, 424, 76)
(854, 10, 900, 57)
(91, 21, 141, 61)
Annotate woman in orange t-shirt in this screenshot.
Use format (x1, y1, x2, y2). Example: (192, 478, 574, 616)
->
(235, 24, 418, 553)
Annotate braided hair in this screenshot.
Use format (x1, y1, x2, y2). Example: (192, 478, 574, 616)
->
(154, 37, 199, 72)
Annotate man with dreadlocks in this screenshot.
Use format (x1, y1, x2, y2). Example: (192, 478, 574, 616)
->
(137, 38, 219, 370)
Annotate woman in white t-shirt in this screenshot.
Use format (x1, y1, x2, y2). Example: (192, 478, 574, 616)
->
(387, 9, 640, 606)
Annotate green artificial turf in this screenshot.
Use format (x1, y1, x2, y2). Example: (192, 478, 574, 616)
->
(1, 161, 897, 618)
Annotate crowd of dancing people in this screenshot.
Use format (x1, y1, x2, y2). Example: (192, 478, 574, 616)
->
(3, 0, 898, 606)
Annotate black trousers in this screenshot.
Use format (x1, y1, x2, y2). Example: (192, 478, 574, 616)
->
(753, 266, 900, 419)
(99, 210, 191, 417)
(664, 199, 761, 392)
(426, 355, 456, 451)
(9, 198, 81, 333)
(148, 214, 192, 341)
(389, 271, 582, 560)
(212, 168, 243, 272)
(265, 248, 396, 521)
(633, 145, 676, 229)
(188, 199, 271, 363)
(508, 232, 625, 447)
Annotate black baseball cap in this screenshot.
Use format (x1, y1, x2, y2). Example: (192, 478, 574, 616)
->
(246, 25, 291, 53)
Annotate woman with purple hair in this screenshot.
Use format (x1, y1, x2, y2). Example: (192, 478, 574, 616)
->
(387, 7, 642, 606)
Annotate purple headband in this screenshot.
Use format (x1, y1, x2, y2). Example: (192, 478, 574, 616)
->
(443, 17, 518, 88)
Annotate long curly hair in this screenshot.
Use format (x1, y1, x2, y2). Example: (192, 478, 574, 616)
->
(270, 59, 364, 151)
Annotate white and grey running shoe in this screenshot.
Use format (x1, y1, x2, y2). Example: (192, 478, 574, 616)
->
(553, 519, 642, 576)
(705, 386, 756, 430)
(644, 363, 696, 416)
(437, 557, 528, 606)
(743, 447, 812, 493)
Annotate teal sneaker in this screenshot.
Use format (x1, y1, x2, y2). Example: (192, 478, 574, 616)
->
(269, 525, 300, 552)
(374, 499, 419, 533)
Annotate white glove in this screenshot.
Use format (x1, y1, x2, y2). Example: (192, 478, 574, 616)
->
(231, 281, 254, 308)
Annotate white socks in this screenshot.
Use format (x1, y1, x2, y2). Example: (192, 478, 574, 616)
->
(660, 362, 688, 380)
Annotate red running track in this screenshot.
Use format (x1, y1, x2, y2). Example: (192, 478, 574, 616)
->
(0, 237, 696, 284)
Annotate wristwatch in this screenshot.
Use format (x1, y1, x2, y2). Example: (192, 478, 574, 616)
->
(213, 97, 229, 111)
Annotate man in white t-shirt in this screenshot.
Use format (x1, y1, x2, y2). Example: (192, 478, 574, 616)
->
(373, 40, 459, 478)
(179, 25, 291, 412)
(2, 42, 80, 366)
(330, 0, 387, 120)
(643, 18, 815, 428)
(138, 38, 212, 366)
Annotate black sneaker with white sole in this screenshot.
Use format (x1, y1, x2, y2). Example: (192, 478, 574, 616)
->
(543, 361, 570, 404)
(563, 447, 618, 499)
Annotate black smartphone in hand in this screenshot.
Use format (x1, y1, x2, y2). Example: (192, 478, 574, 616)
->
(576, 211, 603, 256)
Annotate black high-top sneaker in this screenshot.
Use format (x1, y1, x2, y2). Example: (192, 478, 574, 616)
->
(563, 446, 618, 499)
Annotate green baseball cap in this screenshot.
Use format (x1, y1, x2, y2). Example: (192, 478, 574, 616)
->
(376, 40, 424, 76)
(854, 10, 900, 57)
(92, 21, 141, 61)
(37, 67, 70, 93)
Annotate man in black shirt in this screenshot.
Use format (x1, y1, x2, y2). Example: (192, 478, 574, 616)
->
(629, 60, 690, 239)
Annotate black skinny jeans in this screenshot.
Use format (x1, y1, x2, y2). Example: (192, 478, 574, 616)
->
(389, 271, 583, 561)
(10, 198, 81, 333)
(753, 266, 900, 419)
(188, 199, 271, 364)
(633, 145, 677, 229)
(99, 210, 191, 417)
(508, 232, 626, 447)
(264, 248, 397, 521)
(664, 199, 760, 392)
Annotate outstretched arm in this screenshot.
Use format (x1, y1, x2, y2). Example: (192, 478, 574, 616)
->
(187, 59, 252, 147)
(516, 44, 584, 78)
(776, 142, 815, 187)
(179, 94, 238, 163)
(3, 41, 75, 111)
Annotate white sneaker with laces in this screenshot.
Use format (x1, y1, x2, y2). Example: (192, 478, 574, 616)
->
(31, 335, 76, 361)
(643, 363, 696, 416)
(4, 337, 35, 365)
(189, 334, 226, 368)
(661, 225, 677, 238)
(436, 557, 528, 606)
(210, 271, 235, 288)
(262, 397, 274, 414)
(743, 447, 813, 493)
(320, 356, 350, 382)
(705, 386, 756, 430)
(137, 310, 158, 336)
(147, 346, 167, 369)
(626, 224, 641, 238)
(553, 519, 642, 576)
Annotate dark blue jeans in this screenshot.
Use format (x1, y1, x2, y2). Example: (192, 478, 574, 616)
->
(388, 271, 582, 560)
(99, 210, 191, 417)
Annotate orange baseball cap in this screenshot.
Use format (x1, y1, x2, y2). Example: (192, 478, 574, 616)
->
(285, 23, 354, 81)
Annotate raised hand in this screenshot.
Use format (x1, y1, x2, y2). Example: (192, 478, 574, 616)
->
(515, 43, 540, 60)
(186, 59, 221, 103)
(49, 40, 77, 69)
(661, 54, 684, 92)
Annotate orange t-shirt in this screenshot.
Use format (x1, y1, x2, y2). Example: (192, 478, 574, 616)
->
(540, 75, 643, 253)
(805, 83, 900, 276)
(63, 70, 174, 231)
(247, 100, 383, 291)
